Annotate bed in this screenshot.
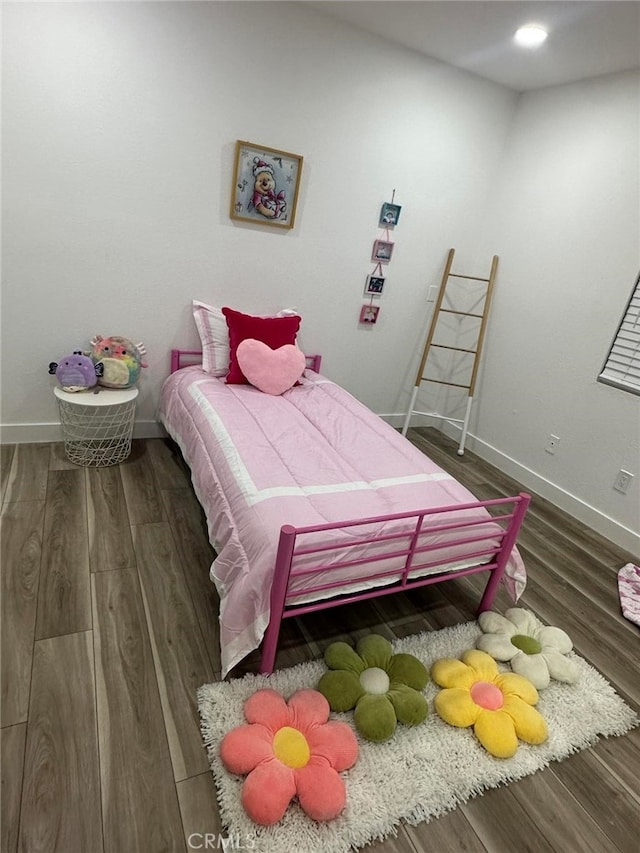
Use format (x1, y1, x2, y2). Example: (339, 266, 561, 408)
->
(159, 340, 530, 679)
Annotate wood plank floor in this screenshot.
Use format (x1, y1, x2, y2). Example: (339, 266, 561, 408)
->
(1, 430, 638, 853)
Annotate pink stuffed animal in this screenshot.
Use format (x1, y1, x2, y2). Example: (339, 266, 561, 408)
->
(89, 335, 147, 388)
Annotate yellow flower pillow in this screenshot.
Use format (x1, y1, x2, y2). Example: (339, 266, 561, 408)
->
(431, 649, 548, 758)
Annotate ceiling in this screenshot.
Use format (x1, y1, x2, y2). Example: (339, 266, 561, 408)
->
(307, 1, 640, 91)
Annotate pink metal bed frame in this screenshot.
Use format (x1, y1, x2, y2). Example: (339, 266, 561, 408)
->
(169, 349, 531, 674)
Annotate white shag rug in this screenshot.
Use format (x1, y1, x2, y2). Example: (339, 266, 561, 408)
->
(198, 620, 638, 853)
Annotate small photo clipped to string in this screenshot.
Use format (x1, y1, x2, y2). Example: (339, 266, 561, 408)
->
(379, 201, 401, 228)
(365, 274, 385, 297)
(372, 239, 394, 264)
(360, 304, 380, 325)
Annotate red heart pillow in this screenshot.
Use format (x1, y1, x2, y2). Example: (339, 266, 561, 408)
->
(236, 339, 306, 395)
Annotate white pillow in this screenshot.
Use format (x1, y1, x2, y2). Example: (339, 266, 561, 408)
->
(192, 300, 230, 376)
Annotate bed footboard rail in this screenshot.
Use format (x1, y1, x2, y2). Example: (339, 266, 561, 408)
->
(260, 492, 531, 673)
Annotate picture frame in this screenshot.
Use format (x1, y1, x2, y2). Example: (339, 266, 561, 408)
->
(365, 275, 386, 296)
(230, 140, 303, 229)
(360, 304, 380, 324)
(379, 202, 402, 227)
(372, 239, 394, 264)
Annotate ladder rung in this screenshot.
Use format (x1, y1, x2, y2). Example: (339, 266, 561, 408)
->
(431, 344, 477, 354)
(409, 410, 466, 424)
(421, 377, 472, 389)
(449, 273, 490, 282)
(440, 309, 484, 318)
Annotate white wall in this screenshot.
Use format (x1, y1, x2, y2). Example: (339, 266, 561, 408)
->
(412, 69, 640, 551)
(2, 2, 638, 551)
(1, 0, 516, 427)
(471, 70, 640, 551)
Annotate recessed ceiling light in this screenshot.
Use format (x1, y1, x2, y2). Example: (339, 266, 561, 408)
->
(514, 25, 548, 48)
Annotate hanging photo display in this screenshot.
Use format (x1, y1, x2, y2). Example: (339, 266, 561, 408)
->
(360, 191, 400, 325)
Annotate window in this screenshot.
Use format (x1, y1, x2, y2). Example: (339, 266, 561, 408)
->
(598, 272, 640, 395)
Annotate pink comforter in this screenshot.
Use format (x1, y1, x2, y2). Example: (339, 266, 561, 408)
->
(159, 368, 526, 676)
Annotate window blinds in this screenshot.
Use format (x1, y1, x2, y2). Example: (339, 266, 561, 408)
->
(598, 273, 640, 395)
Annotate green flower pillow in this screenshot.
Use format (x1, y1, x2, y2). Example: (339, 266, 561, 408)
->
(317, 634, 429, 741)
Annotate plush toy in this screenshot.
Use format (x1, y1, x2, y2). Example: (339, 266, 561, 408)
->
(318, 634, 429, 742)
(48, 352, 103, 392)
(89, 335, 147, 389)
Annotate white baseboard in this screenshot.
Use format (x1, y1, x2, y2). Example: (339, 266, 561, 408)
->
(472, 435, 638, 556)
(133, 420, 167, 439)
(1, 422, 64, 443)
(0, 419, 167, 444)
(381, 413, 639, 557)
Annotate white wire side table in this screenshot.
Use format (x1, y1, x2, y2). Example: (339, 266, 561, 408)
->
(54, 386, 138, 467)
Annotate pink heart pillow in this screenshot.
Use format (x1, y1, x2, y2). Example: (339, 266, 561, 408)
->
(236, 339, 306, 395)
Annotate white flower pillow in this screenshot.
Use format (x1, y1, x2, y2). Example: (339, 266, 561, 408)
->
(477, 607, 578, 689)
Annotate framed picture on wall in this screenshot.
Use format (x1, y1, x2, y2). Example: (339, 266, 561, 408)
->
(372, 239, 394, 264)
(360, 304, 380, 324)
(379, 202, 402, 227)
(365, 275, 386, 296)
(230, 140, 303, 229)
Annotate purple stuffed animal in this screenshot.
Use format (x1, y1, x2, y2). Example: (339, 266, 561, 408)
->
(49, 351, 104, 392)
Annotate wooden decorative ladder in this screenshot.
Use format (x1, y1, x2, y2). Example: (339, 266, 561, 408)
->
(402, 248, 499, 455)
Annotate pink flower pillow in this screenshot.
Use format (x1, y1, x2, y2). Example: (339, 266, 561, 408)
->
(236, 339, 305, 395)
(220, 688, 358, 825)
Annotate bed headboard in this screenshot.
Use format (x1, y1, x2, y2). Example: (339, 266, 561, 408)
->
(170, 349, 322, 374)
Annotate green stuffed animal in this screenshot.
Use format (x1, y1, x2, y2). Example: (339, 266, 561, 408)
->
(318, 634, 429, 742)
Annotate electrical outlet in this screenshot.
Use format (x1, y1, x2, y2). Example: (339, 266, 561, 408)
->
(545, 434, 560, 455)
(613, 469, 634, 494)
